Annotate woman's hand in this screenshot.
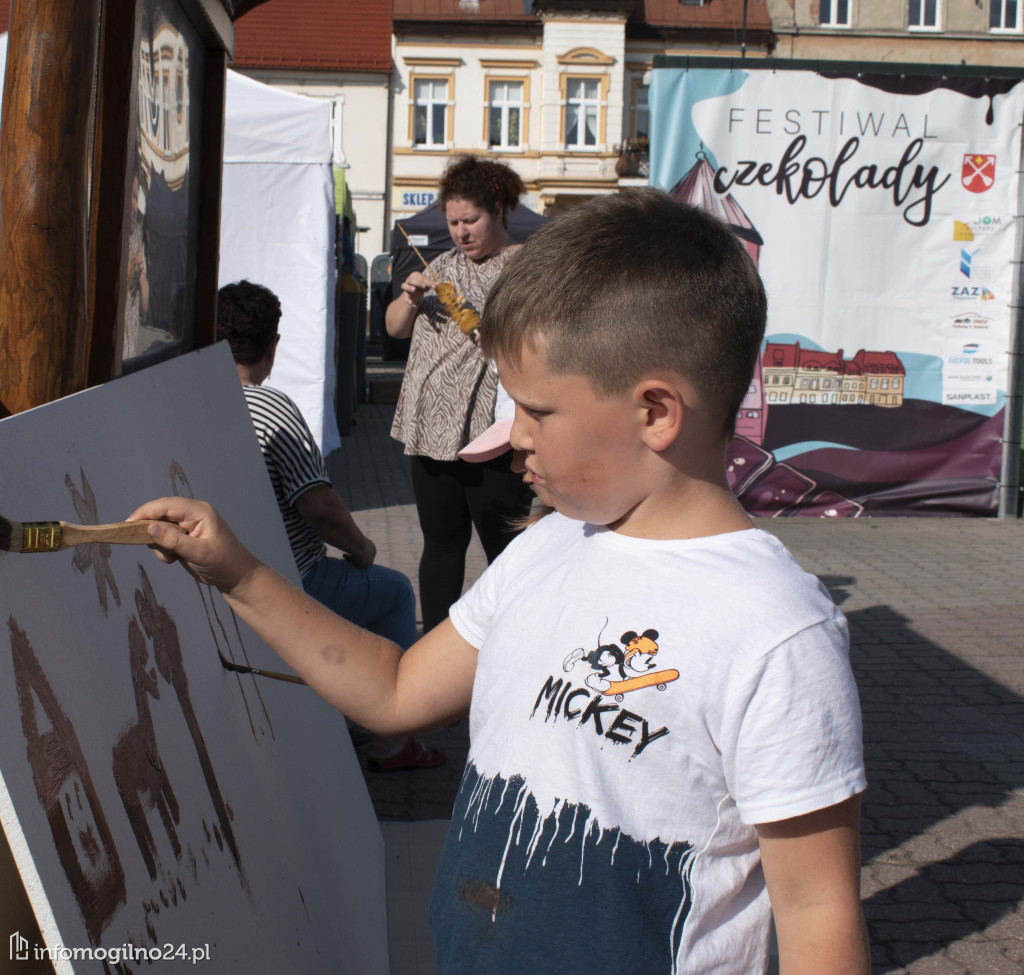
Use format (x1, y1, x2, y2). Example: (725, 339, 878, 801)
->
(399, 270, 436, 308)
(386, 270, 436, 339)
(128, 497, 262, 596)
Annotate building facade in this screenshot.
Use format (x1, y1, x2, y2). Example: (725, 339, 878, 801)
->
(766, 0, 1024, 66)
(391, 0, 772, 221)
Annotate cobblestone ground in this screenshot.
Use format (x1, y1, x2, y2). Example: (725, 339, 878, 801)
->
(769, 519, 1024, 975)
(325, 396, 477, 823)
(330, 394, 1024, 975)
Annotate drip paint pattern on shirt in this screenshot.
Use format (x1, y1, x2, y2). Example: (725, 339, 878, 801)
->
(432, 763, 696, 974)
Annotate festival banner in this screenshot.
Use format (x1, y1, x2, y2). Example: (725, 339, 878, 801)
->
(650, 61, 1024, 516)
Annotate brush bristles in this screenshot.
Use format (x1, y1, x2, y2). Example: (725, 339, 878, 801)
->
(0, 518, 63, 553)
(0, 515, 24, 553)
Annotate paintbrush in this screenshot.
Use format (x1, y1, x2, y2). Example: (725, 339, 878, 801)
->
(219, 657, 307, 685)
(0, 514, 161, 553)
(1, 516, 306, 686)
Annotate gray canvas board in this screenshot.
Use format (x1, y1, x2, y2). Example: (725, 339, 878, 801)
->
(0, 343, 387, 972)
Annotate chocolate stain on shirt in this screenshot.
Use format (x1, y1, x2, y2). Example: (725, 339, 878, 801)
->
(460, 877, 513, 915)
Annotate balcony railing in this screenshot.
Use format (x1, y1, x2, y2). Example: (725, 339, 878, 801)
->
(615, 149, 649, 178)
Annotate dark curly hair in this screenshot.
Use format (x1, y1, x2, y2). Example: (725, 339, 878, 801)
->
(216, 281, 281, 366)
(438, 155, 524, 226)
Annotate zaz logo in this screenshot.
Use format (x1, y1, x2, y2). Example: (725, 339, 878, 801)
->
(951, 285, 995, 300)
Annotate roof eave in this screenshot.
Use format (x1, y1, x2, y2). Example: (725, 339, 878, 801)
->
(231, 57, 394, 72)
(627, 24, 774, 48)
(394, 18, 543, 35)
(232, 0, 272, 18)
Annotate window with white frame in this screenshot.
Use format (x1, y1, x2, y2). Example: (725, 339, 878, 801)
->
(631, 82, 649, 140)
(908, 0, 940, 28)
(565, 78, 601, 149)
(819, 0, 852, 26)
(329, 96, 345, 165)
(413, 78, 449, 147)
(990, 0, 1022, 31)
(488, 81, 523, 149)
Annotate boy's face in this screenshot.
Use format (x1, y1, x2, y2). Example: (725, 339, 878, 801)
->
(497, 339, 652, 531)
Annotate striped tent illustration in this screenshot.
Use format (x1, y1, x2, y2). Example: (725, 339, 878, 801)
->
(668, 155, 764, 266)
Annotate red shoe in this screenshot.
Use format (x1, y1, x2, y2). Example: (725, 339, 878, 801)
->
(366, 737, 446, 772)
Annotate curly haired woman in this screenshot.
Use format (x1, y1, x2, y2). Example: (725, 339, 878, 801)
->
(386, 156, 534, 632)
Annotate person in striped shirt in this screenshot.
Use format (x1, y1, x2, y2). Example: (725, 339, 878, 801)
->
(217, 280, 444, 772)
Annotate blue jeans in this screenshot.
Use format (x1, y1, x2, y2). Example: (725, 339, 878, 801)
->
(302, 555, 418, 650)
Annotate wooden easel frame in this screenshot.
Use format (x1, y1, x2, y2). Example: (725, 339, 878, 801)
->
(0, 0, 243, 961)
(0, 0, 234, 416)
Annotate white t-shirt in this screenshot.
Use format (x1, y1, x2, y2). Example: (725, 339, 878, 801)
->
(432, 513, 865, 975)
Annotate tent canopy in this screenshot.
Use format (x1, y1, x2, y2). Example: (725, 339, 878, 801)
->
(223, 71, 332, 164)
(220, 71, 340, 454)
(390, 201, 549, 298)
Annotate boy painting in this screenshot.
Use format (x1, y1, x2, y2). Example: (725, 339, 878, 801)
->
(134, 189, 869, 974)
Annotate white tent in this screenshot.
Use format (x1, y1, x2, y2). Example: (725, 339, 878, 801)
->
(0, 36, 340, 455)
(221, 71, 341, 454)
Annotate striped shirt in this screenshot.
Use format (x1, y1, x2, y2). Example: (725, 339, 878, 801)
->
(242, 384, 330, 577)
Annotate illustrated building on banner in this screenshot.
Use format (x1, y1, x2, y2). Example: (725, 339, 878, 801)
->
(762, 343, 907, 408)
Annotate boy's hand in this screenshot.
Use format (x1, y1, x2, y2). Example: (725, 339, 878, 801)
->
(132, 499, 478, 736)
(128, 497, 261, 595)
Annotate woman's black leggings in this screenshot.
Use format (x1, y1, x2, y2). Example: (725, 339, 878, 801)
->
(409, 453, 534, 632)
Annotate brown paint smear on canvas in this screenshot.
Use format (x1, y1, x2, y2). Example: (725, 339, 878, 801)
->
(170, 460, 274, 743)
(65, 468, 121, 616)
(112, 616, 182, 881)
(135, 564, 247, 889)
(9, 616, 126, 944)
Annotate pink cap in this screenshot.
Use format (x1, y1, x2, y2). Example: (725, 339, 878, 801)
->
(459, 381, 514, 462)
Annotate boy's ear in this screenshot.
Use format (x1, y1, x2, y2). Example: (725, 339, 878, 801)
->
(635, 379, 686, 452)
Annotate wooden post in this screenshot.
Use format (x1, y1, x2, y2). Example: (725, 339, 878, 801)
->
(0, 0, 102, 416)
(88, 0, 139, 387)
(194, 46, 228, 351)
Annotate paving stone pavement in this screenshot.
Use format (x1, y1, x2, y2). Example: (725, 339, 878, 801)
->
(327, 388, 1024, 975)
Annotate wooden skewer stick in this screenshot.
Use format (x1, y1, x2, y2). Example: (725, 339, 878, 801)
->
(398, 223, 435, 275)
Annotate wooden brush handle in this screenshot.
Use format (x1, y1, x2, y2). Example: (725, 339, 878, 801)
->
(60, 520, 161, 548)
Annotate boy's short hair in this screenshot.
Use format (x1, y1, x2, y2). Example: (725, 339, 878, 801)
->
(480, 188, 767, 438)
(216, 280, 281, 366)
